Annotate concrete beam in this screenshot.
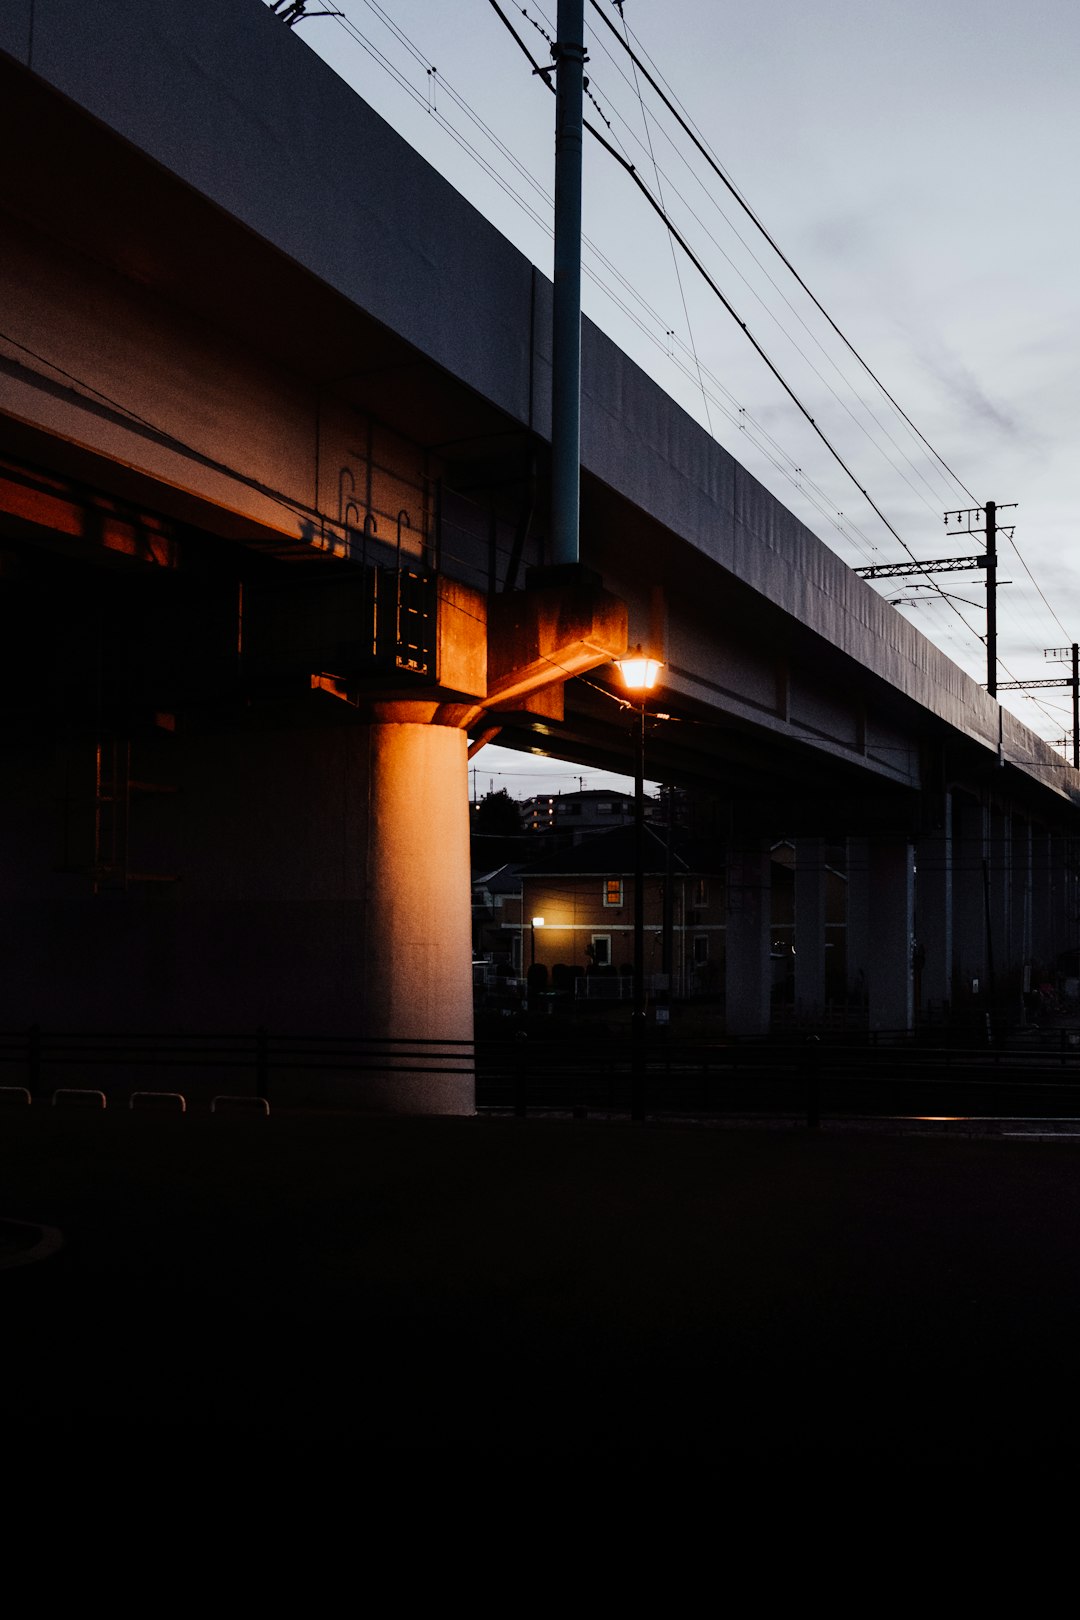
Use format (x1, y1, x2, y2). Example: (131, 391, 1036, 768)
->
(486, 578, 627, 707)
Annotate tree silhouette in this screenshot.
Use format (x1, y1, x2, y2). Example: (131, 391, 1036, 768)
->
(473, 788, 522, 836)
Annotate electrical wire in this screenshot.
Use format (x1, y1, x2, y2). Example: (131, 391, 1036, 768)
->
(496, 5, 1080, 713)
(592, 12, 1080, 693)
(577, 8, 964, 520)
(485, 2, 995, 644)
(515, 0, 962, 525)
(317, 4, 912, 590)
(320, 1, 892, 567)
(286, 2, 1075, 746)
(1002, 528, 1073, 643)
(586, 0, 982, 508)
(614, 3, 713, 437)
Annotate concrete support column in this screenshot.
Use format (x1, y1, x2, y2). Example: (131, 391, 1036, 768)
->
(0, 713, 477, 1112)
(794, 838, 826, 1019)
(1049, 834, 1067, 964)
(988, 804, 1011, 1003)
(360, 715, 474, 1114)
(1009, 817, 1033, 1015)
(953, 796, 988, 1003)
(846, 837, 870, 1017)
(725, 842, 771, 1036)
(1030, 826, 1052, 971)
(864, 839, 915, 1032)
(1049, 834, 1080, 973)
(915, 795, 952, 1019)
(1068, 840, 1080, 965)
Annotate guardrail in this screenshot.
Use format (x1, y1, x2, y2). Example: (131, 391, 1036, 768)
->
(3, 1024, 1080, 1125)
(0, 1027, 474, 1105)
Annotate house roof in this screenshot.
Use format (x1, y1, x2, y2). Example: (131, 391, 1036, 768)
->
(472, 861, 527, 894)
(552, 788, 635, 803)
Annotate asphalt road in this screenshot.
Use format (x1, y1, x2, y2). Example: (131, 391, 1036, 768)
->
(4, 1105, 1079, 1465)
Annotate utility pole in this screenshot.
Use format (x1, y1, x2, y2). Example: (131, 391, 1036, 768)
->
(550, 0, 586, 568)
(998, 643, 1080, 768)
(855, 501, 1014, 695)
(985, 501, 998, 698)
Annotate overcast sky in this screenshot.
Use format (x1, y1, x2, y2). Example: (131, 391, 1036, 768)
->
(283, 0, 1080, 797)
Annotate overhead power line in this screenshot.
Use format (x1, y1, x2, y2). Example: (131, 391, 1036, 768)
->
(284, 0, 1073, 746)
(577, 6, 962, 521)
(490, 5, 980, 628)
(614, 2, 714, 437)
(312, 1, 880, 567)
(586, 0, 981, 508)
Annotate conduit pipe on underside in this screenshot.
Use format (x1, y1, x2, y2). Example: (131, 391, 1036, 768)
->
(550, 0, 585, 567)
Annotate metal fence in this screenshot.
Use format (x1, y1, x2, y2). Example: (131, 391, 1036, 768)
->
(0, 1027, 473, 1107)
(4, 1024, 1080, 1124)
(477, 1025, 1080, 1123)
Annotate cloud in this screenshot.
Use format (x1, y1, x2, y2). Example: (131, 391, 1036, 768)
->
(907, 332, 1023, 441)
(804, 209, 880, 266)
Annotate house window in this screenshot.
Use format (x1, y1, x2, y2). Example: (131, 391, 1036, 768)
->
(590, 934, 611, 967)
(693, 877, 709, 907)
(604, 877, 623, 907)
(693, 935, 709, 965)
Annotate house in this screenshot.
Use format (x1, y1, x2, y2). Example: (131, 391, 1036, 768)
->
(509, 824, 725, 1001)
(519, 787, 662, 845)
(471, 861, 525, 963)
(520, 795, 557, 834)
(551, 788, 661, 843)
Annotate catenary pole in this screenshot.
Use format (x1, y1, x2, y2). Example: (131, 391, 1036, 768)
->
(985, 501, 997, 697)
(550, 0, 585, 567)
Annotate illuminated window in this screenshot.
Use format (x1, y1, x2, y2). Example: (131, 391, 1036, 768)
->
(604, 878, 623, 907)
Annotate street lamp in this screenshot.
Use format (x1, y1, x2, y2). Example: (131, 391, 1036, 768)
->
(617, 646, 663, 1119)
(530, 915, 545, 967)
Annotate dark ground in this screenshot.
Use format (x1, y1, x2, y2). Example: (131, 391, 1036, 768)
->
(4, 1103, 1080, 1466)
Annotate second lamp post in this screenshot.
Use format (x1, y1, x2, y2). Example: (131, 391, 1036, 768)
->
(617, 647, 663, 1119)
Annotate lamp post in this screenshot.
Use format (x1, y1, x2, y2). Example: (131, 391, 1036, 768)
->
(530, 915, 545, 967)
(617, 646, 662, 1120)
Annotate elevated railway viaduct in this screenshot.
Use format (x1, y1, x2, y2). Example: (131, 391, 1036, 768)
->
(2, 0, 1077, 1108)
